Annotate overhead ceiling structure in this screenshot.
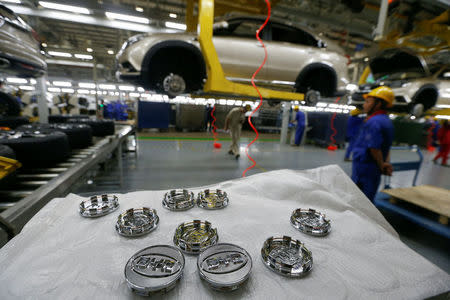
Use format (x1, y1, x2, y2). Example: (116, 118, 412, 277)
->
(2, 0, 448, 83)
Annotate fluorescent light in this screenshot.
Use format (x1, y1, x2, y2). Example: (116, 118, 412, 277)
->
(1, 0, 21, 3)
(53, 81, 72, 87)
(129, 92, 140, 97)
(137, 87, 145, 92)
(436, 104, 450, 109)
(77, 89, 90, 94)
(114, 92, 119, 96)
(48, 87, 61, 92)
(74, 54, 93, 60)
(19, 85, 34, 90)
(46, 59, 95, 68)
(165, 22, 186, 30)
(7, 77, 27, 84)
(41, 43, 47, 47)
(119, 85, 135, 91)
(169, 13, 177, 18)
(99, 84, 116, 90)
(39, 1, 90, 14)
(135, 7, 143, 12)
(435, 115, 450, 120)
(105, 12, 149, 24)
(48, 51, 72, 57)
(90, 90, 96, 95)
(61, 88, 74, 93)
(86, 48, 93, 52)
(30, 79, 36, 85)
(107, 50, 114, 55)
(78, 82, 96, 89)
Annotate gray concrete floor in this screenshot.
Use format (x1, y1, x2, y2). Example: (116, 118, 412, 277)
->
(74, 136, 450, 274)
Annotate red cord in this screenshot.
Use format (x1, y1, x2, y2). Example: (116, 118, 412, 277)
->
(242, 0, 271, 177)
(328, 97, 341, 150)
(211, 105, 221, 148)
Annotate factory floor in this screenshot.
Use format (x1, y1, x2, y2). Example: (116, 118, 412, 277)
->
(74, 131, 450, 274)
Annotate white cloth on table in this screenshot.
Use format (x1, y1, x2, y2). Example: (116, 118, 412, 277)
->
(0, 165, 448, 299)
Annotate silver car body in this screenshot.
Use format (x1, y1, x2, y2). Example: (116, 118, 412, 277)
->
(350, 49, 450, 112)
(0, 5, 46, 77)
(117, 16, 349, 96)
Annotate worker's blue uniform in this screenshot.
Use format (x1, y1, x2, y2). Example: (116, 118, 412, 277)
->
(294, 110, 306, 145)
(351, 112, 393, 201)
(345, 115, 364, 160)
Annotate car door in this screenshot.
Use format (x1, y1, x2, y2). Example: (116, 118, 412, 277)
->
(264, 22, 322, 83)
(212, 18, 269, 82)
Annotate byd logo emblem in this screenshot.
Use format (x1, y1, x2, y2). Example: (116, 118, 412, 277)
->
(201, 251, 248, 274)
(132, 254, 181, 277)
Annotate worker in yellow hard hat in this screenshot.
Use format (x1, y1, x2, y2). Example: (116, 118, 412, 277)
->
(225, 104, 251, 159)
(351, 86, 395, 201)
(290, 105, 305, 146)
(344, 108, 364, 161)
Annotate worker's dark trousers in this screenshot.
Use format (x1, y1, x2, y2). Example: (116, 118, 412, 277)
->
(351, 162, 381, 202)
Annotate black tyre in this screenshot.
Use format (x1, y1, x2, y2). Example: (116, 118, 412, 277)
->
(0, 91, 21, 117)
(0, 130, 70, 166)
(48, 115, 86, 123)
(17, 123, 93, 149)
(0, 144, 15, 159)
(0, 116, 30, 129)
(67, 118, 115, 137)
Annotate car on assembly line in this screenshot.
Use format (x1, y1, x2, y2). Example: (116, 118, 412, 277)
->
(0, 4, 46, 77)
(116, 15, 350, 101)
(349, 48, 450, 114)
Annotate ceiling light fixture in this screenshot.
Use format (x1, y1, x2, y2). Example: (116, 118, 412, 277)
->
(38, 1, 90, 15)
(78, 82, 96, 89)
(6, 77, 27, 84)
(48, 87, 61, 93)
(107, 50, 114, 55)
(105, 12, 149, 24)
(86, 48, 93, 52)
(41, 43, 47, 47)
(48, 51, 72, 57)
(169, 13, 177, 18)
(0, 0, 22, 3)
(74, 54, 93, 60)
(99, 84, 116, 90)
(19, 85, 34, 90)
(118, 85, 135, 91)
(135, 7, 143, 12)
(165, 21, 186, 30)
(61, 88, 74, 93)
(53, 81, 72, 87)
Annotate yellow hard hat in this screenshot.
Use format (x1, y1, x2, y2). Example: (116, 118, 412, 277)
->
(294, 106, 299, 111)
(363, 86, 394, 108)
(350, 108, 361, 116)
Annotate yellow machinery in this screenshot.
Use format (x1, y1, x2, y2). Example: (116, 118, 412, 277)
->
(0, 156, 21, 180)
(186, 0, 304, 101)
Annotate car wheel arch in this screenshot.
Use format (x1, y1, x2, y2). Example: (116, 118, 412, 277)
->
(141, 40, 207, 91)
(412, 84, 439, 111)
(294, 63, 338, 97)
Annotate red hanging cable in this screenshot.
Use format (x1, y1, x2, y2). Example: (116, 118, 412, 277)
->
(211, 105, 221, 148)
(242, 0, 271, 177)
(327, 96, 341, 151)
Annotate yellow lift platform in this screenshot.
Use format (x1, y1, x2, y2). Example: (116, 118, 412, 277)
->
(0, 156, 21, 180)
(185, 0, 304, 101)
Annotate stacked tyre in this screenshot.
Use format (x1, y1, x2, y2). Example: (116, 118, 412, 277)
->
(0, 130, 70, 167)
(49, 115, 115, 137)
(66, 118, 115, 137)
(17, 123, 93, 149)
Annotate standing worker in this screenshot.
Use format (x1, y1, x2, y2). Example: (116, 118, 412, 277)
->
(351, 86, 394, 202)
(433, 120, 450, 166)
(225, 105, 251, 159)
(204, 104, 213, 132)
(344, 108, 364, 161)
(290, 106, 306, 146)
